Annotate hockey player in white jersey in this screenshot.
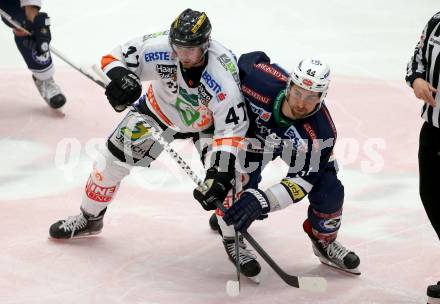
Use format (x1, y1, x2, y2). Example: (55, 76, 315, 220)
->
(49, 9, 261, 279)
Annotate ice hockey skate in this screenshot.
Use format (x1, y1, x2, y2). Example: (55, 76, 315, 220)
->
(49, 208, 106, 239)
(427, 282, 440, 304)
(33, 75, 66, 109)
(223, 235, 261, 283)
(304, 220, 360, 275)
(310, 238, 361, 275)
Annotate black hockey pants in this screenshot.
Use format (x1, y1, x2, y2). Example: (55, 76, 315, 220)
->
(419, 122, 440, 239)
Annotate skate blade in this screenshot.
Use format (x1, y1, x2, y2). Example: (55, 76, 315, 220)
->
(47, 106, 66, 117)
(247, 275, 260, 284)
(318, 257, 361, 275)
(48, 230, 102, 241)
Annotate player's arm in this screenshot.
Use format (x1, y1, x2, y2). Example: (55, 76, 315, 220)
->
(406, 13, 440, 106)
(100, 37, 146, 112)
(17, 0, 51, 55)
(237, 51, 271, 80)
(224, 144, 335, 232)
(193, 82, 249, 211)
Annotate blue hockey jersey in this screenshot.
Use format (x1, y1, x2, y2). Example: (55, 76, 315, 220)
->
(238, 51, 338, 199)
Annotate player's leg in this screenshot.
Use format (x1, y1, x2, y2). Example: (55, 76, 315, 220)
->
(0, 0, 65, 108)
(209, 152, 267, 279)
(419, 122, 440, 238)
(303, 165, 360, 274)
(427, 282, 440, 304)
(419, 122, 440, 301)
(49, 109, 170, 239)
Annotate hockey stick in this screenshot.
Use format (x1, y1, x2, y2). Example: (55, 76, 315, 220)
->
(0, 8, 107, 88)
(89, 65, 327, 292)
(146, 132, 327, 292)
(130, 122, 326, 291)
(227, 174, 241, 297)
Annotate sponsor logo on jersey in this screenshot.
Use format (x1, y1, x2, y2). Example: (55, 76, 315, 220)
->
(202, 70, 227, 101)
(176, 87, 202, 126)
(254, 63, 288, 82)
(242, 85, 270, 104)
(144, 51, 170, 62)
(198, 83, 213, 106)
(260, 111, 271, 121)
(142, 30, 169, 41)
(284, 126, 308, 153)
(303, 123, 320, 151)
(85, 177, 116, 203)
(217, 54, 240, 86)
(175, 88, 212, 127)
(202, 70, 222, 93)
(280, 179, 305, 201)
(249, 103, 272, 121)
(217, 92, 227, 101)
(156, 64, 177, 79)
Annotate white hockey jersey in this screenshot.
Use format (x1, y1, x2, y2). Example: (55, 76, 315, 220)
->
(101, 31, 248, 155)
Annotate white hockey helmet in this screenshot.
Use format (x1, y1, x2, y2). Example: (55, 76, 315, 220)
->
(287, 58, 331, 102)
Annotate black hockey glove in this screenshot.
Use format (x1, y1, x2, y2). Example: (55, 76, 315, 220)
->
(23, 12, 51, 55)
(105, 67, 142, 112)
(193, 166, 235, 211)
(223, 188, 270, 232)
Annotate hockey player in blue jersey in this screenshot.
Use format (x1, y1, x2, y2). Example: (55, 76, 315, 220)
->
(210, 51, 361, 275)
(0, 0, 66, 109)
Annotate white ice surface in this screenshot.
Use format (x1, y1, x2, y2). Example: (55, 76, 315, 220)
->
(0, 1, 439, 304)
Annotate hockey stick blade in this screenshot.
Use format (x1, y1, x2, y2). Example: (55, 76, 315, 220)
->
(213, 200, 327, 292)
(241, 231, 327, 292)
(297, 276, 327, 292)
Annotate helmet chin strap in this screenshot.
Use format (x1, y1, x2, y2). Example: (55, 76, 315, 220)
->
(197, 41, 210, 66)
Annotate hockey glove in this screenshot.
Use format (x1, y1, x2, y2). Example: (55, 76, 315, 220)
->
(223, 188, 270, 232)
(24, 12, 51, 55)
(193, 166, 235, 211)
(105, 67, 142, 112)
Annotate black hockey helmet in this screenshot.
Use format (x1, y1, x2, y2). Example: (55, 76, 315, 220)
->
(169, 9, 212, 47)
